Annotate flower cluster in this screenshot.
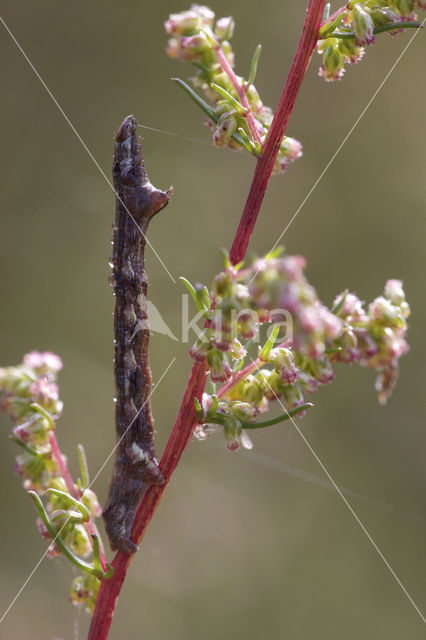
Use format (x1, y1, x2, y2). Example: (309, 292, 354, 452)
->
(165, 4, 302, 174)
(317, 1, 424, 81)
(186, 251, 410, 450)
(0, 352, 109, 614)
(330, 279, 410, 403)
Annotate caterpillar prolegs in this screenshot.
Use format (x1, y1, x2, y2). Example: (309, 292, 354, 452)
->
(103, 115, 172, 554)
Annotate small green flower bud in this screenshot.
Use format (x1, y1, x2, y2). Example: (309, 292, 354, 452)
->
(352, 4, 375, 46)
(231, 400, 258, 423)
(282, 384, 306, 414)
(384, 279, 405, 305)
(215, 16, 235, 39)
(392, 0, 415, 17)
(23, 351, 63, 375)
(81, 489, 102, 518)
(228, 338, 246, 360)
(319, 40, 346, 82)
(207, 349, 232, 382)
(269, 347, 298, 384)
(263, 369, 285, 400)
(70, 573, 100, 614)
(212, 268, 235, 296)
(223, 414, 241, 451)
(212, 112, 238, 147)
(14, 451, 59, 491)
(65, 523, 92, 558)
(369, 7, 399, 26)
(189, 329, 212, 361)
(241, 374, 265, 406)
(336, 326, 360, 363)
(339, 39, 365, 64)
(375, 365, 399, 405)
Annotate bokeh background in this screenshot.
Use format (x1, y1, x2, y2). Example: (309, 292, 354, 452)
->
(0, 1, 425, 638)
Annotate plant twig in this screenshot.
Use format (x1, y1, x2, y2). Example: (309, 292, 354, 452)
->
(88, 2, 325, 638)
(229, 0, 326, 264)
(207, 29, 263, 145)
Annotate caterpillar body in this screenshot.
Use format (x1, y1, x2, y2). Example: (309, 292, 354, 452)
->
(103, 115, 172, 554)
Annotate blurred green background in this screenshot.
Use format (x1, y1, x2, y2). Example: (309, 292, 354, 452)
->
(1, 1, 425, 638)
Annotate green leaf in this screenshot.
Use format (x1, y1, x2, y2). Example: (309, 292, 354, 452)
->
(210, 83, 248, 116)
(29, 491, 102, 578)
(203, 286, 211, 310)
(180, 276, 197, 302)
(194, 397, 203, 421)
(91, 534, 114, 579)
(247, 44, 262, 86)
(173, 77, 218, 121)
(30, 403, 54, 429)
(9, 435, 40, 457)
(206, 394, 219, 420)
(260, 325, 280, 361)
(199, 28, 218, 48)
(264, 246, 285, 260)
(319, 12, 345, 38)
(237, 127, 258, 154)
(77, 443, 89, 489)
(220, 247, 231, 269)
(45, 488, 90, 522)
(173, 78, 251, 151)
(331, 289, 348, 315)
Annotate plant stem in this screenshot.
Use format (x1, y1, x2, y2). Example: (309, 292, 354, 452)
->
(88, 2, 325, 637)
(211, 33, 263, 145)
(49, 432, 78, 498)
(229, 0, 326, 264)
(88, 360, 208, 639)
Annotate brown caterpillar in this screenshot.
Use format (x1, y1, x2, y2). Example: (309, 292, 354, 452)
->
(103, 115, 172, 554)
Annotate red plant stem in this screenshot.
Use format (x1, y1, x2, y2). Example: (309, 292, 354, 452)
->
(229, 0, 326, 265)
(88, 2, 325, 638)
(88, 360, 208, 639)
(212, 35, 262, 145)
(49, 432, 78, 498)
(48, 432, 108, 573)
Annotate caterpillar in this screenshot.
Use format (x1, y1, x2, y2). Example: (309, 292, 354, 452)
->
(103, 115, 172, 554)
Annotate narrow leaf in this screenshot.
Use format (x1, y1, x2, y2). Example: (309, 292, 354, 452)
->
(247, 44, 262, 86)
(173, 78, 250, 150)
(241, 403, 314, 429)
(180, 276, 197, 303)
(260, 324, 280, 361)
(45, 488, 90, 522)
(210, 83, 248, 115)
(77, 443, 89, 488)
(319, 12, 345, 38)
(29, 491, 101, 577)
